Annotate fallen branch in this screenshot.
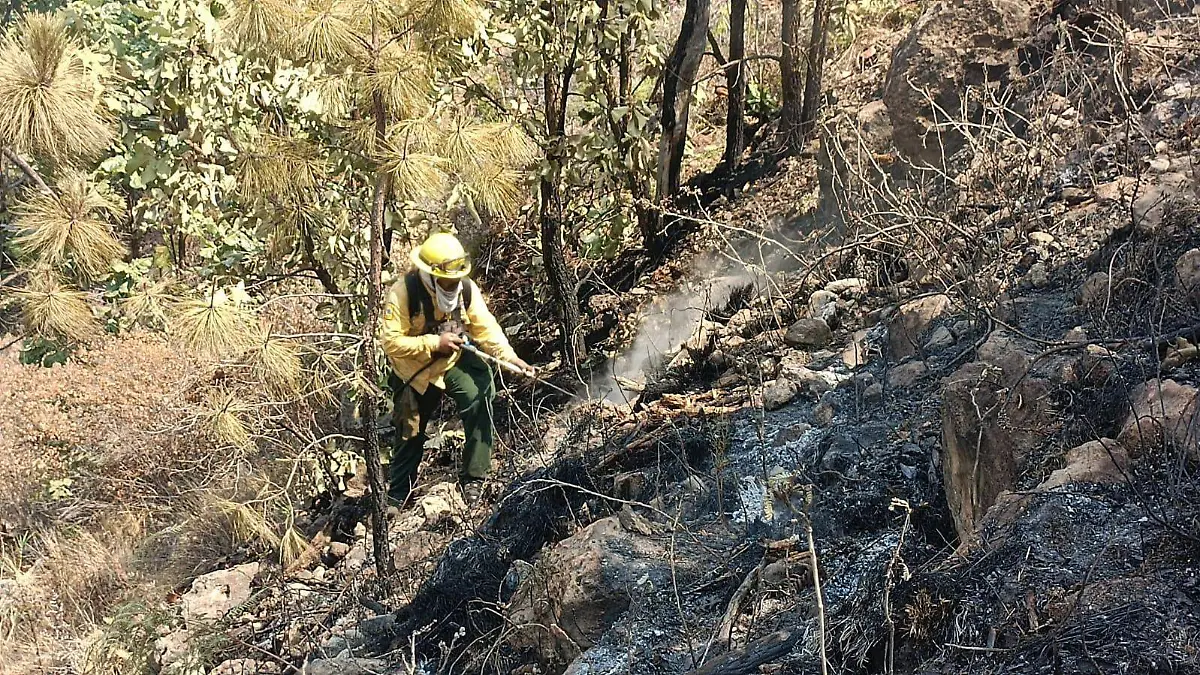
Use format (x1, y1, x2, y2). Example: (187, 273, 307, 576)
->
(701, 558, 765, 662)
(687, 629, 798, 675)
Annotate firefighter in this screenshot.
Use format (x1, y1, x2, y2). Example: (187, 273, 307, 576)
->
(379, 232, 532, 505)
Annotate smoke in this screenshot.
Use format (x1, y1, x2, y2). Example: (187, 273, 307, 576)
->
(586, 246, 788, 403)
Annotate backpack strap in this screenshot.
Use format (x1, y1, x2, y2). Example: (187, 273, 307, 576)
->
(462, 279, 474, 312)
(405, 271, 437, 335)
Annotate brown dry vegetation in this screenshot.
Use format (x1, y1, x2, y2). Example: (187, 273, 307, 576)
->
(0, 298, 341, 672)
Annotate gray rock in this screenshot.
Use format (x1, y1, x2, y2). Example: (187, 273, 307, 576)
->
(762, 379, 802, 411)
(809, 290, 840, 326)
(1174, 248, 1200, 306)
(863, 383, 885, 403)
(888, 361, 929, 389)
(784, 318, 833, 349)
(181, 563, 258, 626)
(924, 326, 955, 351)
(825, 277, 870, 297)
(1078, 271, 1111, 309)
(304, 657, 390, 675)
(1027, 262, 1050, 287)
(1028, 231, 1055, 246)
(813, 401, 836, 427)
(951, 320, 974, 339)
(887, 294, 952, 360)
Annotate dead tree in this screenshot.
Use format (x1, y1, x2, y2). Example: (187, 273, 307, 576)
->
(655, 0, 711, 217)
(799, 0, 832, 138)
(724, 0, 747, 169)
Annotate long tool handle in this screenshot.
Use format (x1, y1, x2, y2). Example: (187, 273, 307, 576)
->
(459, 342, 581, 399)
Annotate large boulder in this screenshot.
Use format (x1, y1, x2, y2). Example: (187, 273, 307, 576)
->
(887, 294, 952, 361)
(180, 563, 258, 626)
(1117, 379, 1200, 460)
(507, 516, 665, 666)
(941, 331, 1055, 541)
(883, 0, 1035, 166)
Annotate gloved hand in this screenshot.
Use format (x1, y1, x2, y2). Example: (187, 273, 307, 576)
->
(510, 356, 535, 375)
(437, 332, 464, 354)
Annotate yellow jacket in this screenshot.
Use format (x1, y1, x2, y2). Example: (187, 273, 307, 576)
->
(379, 274, 517, 394)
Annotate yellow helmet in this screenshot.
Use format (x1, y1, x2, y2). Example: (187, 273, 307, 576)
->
(410, 232, 472, 279)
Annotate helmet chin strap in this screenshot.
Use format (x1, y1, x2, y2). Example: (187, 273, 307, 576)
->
(419, 270, 462, 314)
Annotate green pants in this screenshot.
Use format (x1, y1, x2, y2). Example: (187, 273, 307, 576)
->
(388, 350, 496, 505)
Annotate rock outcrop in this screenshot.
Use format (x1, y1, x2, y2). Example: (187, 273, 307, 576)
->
(507, 516, 667, 666)
(883, 0, 1035, 166)
(941, 331, 1055, 541)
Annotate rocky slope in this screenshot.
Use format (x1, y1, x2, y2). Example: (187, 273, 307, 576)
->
(152, 1, 1200, 674)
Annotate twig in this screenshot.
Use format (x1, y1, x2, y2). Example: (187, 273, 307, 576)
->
(883, 499, 913, 675)
(1, 147, 51, 194)
(701, 557, 765, 662)
(944, 643, 1012, 653)
(801, 487, 829, 675)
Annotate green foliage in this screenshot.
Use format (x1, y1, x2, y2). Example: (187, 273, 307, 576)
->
(494, 0, 663, 255)
(19, 336, 74, 367)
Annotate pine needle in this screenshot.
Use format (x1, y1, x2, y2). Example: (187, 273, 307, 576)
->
(391, 116, 440, 154)
(346, 0, 409, 33)
(481, 120, 539, 166)
(0, 14, 113, 164)
(237, 134, 325, 200)
(413, 0, 482, 38)
(224, 0, 298, 49)
(119, 279, 177, 330)
(462, 165, 526, 217)
(214, 497, 279, 547)
(307, 350, 348, 405)
(12, 173, 124, 282)
(278, 524, 308, 567)
(296, 0, 359, 63)
(172, 289, 257, 358)
(204, 391, 254, 451)
(379, 149, 445, 202)
(439, 116, 486, 169)
(12, 268, 95, 341)
(363, 43, 431, 118)
(316, 75, 353, 118)
(250, 330, 304, 399)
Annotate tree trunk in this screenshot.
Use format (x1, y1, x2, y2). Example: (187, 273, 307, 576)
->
(799, 0, 831, 138)
(540, 60, 585, 374)
(724, 0, 747, 169)
(656, 0, 711, 204)
(360, 91, 395, 582)
(779, 0, 803, 152)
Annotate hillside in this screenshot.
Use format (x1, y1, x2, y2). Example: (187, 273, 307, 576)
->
(2, 0, 1199, 674)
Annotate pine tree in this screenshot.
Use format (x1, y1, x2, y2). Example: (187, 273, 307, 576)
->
(0, 13, 121, 349)
(224, 0, 534, 580)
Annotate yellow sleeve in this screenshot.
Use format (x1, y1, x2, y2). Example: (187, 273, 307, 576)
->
(379, 279, 441, 363)
(464, 281, 518, 363)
